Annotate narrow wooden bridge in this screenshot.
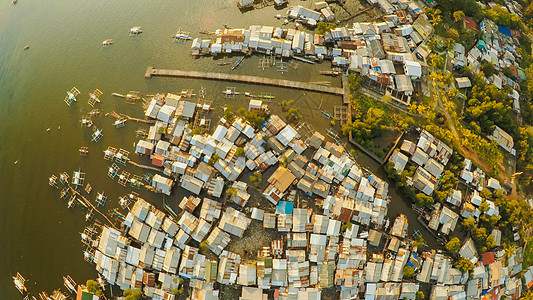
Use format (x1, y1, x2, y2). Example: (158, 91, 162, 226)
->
(145, 67, 344, 95)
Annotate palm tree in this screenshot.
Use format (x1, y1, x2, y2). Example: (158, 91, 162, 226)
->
(426, 38, 440, 53)
(427, 9, 442, 26)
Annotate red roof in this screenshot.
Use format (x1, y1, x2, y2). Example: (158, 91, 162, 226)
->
(464, 16, 479, 31)
(510, 29, 521, 37)
(152, 153, 164, 167)
(509, 65, 518, 77)
(482, 252, 495, 265)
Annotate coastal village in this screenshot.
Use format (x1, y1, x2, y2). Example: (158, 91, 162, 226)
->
(11, 0, 533, 299)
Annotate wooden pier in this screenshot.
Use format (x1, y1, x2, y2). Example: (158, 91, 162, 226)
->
(66, 183, 119, 230)
(145, 67, 344, 95)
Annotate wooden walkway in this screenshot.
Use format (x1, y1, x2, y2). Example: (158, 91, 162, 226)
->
(66, 183, 119, 230)
(145, 67, 344, 95)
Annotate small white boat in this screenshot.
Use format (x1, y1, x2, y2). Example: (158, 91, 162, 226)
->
(102, 39, 113, 46)
(222, 89, 239, 95)
(129, 26, 143, 35)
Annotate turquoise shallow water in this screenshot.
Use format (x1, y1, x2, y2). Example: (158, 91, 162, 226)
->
(0, 0, 436, 297)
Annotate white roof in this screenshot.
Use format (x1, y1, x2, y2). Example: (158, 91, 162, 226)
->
(404, 61, 422, 77)
(276, 125, 299, 146)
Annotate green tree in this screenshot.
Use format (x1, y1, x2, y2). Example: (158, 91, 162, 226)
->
(453, 10, 465, 23)
(235, 147, 245, 157)
(471, 227, 488, 252)
(447, 28, 460, 41)
(226, 187, 238, 199)
(454, 257, 474, 274)
(416, 291, 424, 300)
(249, 171, 263, 188)
(224, 106, 234, 119)
(462, 218, 476, 230)
(480, 62, 495, 77)
(426, 8, 442, 26)
(286, 107, 302, 123)
(426, 38, 440, 53)
(208, 154, 220, 166)
(445, 237, 461, 254)
(86, 280, 103, 297)
(428, 54, 445, 69)
(124, 289, 143, 300)
(199, 240, 209, 251)
(415, 193, 434, 207)
(403, 266, 415, 278)
(281, 100, 294, 112)
(316, 21, 335, 35)
(348, 74, 364, 93)
(486, 235, 496, 249)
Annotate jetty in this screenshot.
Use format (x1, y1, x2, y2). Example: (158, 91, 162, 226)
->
(145, 67, 343, 95)
(108, 111, 156, 124)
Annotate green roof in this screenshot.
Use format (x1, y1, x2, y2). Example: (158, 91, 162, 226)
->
(80, 291, 98, 300)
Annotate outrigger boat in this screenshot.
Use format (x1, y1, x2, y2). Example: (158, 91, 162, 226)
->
(68, 195, 77, 208)
(91, 128, 103, 142)
(12, 273, 27, 295)
(85, 209, 93, 222)
(72, 168, 85, 189)
(218, 61, 231, 66)
(88, 109, 100, 116)
(222, 89, 240, 96)
(79, 146, 89, 156)
(172, 29, 191, 42)
(95, 192, 107, 207)
(80, 116, 93, 128)
(64, 87, 80, 106)
(59, 172, 69, 185)
(113, 118, 127, 128)
(231, 56, 244, 70)
(102, 39, 113, 46)
(63, 275, 77, 294)
(319, 70, 342, 76)
(257, 94, 275, 100)
(49, 175, 58, 188)
(321, 110, 333, 119)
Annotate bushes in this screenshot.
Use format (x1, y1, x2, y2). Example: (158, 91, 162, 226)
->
(249, 171, 263, 188)
(403, 266, 415, 278)
(124, 289, 142, 300)
(445, 237, 461, 254)
(454, 257, 474, 275)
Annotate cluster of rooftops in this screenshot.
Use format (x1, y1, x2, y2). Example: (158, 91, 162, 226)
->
(90, 191, 530, 300)
(387, 126, 519, 241)
(82, 86, 532, 300)
(191, 5, 432, 100)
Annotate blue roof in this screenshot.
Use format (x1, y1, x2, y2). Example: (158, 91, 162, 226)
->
(498, 25, 512, 37)
(407, 253, 419, 267)
(477, 40, 487, 50)
(276, 201, 294, 215)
